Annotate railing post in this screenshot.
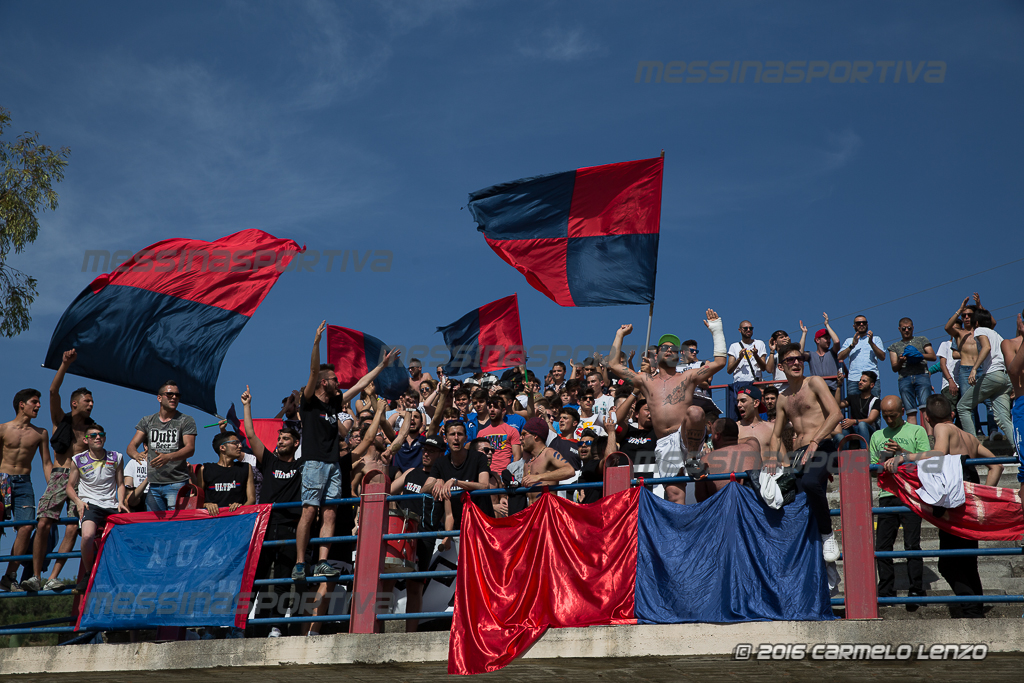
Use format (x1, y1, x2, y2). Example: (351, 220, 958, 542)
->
(603, 451, 633, 496)
(838, 445, 878, 619)
(351, 468, 389, 634)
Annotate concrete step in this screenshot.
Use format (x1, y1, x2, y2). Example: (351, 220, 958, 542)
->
(832, 602, 1024, 619)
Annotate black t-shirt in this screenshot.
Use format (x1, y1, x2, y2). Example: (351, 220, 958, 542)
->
(202, 462, 249, 507)
(260, 452, 302, 524)
(618, 425, 656, 467)
(848, 394, 879, 424)
(549, 436, 582, 470)
(429, 451, 492, 528)
(572, 458, 602, 505)
(299, 394, 340, 464)
(389, 466, 442, 531)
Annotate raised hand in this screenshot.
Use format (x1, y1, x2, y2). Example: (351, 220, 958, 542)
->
(315, 320, 326, 341)
(959, 296, 970, 312)
(62, 348, 78, 365)
(799, 320, 807, 333)
(973, 292, 981, 306)
(618, 324, 634, 337)
(702, 308, 720, 327)
(383, 348, 400, 367)
(822, 312, 830, 325)
(241, 385, 251, 405)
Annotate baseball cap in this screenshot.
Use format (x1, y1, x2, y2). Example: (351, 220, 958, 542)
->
(523, 417, 550, 440)
(423, 436, 444, 450)
(658, 334, 681, 349)
(814, 329, 829, 340)
(736, 385, 762, 401)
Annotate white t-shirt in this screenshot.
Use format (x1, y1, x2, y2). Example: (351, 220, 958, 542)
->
(972, 328, 1005, 374)
(593, 395, 615, 421)
(937, 340, 959, 391)
(840, 335, 885, 381)
(574, 415, 607, 439)
(728, 340, 767, 383)
(73, 450, 123, 508)
(123, 458, 149, 493)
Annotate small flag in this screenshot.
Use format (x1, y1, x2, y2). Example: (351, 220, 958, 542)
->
(437, 294, 524, 376)
(326, 326, 409, 400)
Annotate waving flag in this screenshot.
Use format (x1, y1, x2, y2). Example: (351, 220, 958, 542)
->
(224, 404, 283, 454)
(468, 157, 663, 307)
(437, 294, 524, 376)
(449, 484, 834, 675)
(326, 325, 409, 400)
(44, 230, 301, 415)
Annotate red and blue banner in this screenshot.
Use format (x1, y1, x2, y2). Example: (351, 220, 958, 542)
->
(44, 229, 301, 415)
(449, 484, 834, 675)
(75, 505, 271, 631)
(326, 325, 409, 400)
(468, 157, 663, 307)
(224, 404, 283, 454)
(436, 294, 524, 376)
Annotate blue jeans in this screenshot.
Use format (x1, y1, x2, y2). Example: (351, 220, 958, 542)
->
(842, 420, 875, 450)
(6, 474, 35, 521)
(146, 482, 187, 512)
(898, 374, 932, 415)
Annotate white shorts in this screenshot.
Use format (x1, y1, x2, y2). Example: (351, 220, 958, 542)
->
(653, 432, 694, 503)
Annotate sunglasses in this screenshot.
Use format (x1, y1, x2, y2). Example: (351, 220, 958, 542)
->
(688, 348, 699, 354)
(479, 447, 495, 454)
(579, 440, 594, 447)
(659, 344, 678, 351)
(854, 321, 868, 326)
(87, 432, 106, 439)
(223, 440, 241, 446)
(740, 326, 753, 331)
(580, 396, 595, 402)
(782, 356, 803, 365)
(162, 392, 181, 398)
(899, 326, 913, 331)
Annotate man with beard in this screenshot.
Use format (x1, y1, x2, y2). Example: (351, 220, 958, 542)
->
(736, 386, 773, 452)
(608, 309, 728, 497)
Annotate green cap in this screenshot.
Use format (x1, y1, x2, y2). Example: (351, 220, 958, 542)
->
(658, 334, 681, 349)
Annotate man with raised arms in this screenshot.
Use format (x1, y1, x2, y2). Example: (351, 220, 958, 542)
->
(0, 390, 50, 592)
(608, 309, 728, 498)
(767, 343, 844, 562)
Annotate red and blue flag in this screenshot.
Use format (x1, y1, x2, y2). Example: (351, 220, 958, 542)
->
(468, 157, 663, 307)
(436, 294, 524, 376)
(44, 229, 301, 415)
(326, 325, 409, 400)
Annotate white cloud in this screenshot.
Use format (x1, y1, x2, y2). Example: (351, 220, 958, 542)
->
(518, 26, 599, 62)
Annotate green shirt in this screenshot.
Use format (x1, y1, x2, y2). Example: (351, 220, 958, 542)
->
(868, 422, 930, 465)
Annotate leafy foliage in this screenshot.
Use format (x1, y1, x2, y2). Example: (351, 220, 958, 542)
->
(0, 107, 70, 337)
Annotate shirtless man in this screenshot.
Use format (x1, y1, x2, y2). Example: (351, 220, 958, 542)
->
(519, 418, 575, 505)
(767, 343, 843, 561)
(1000, 312, 1024, 515)
(21, 351, 94, 592)
(407, 359, 432, 395)
(736, 386, 773, 452)
(883, 395, 1003, 618)
(693, 418, 762, 503)
(608, 310, 728, 498)
(0, 390, 51, 592)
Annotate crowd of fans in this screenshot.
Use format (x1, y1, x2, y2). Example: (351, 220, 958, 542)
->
(1, 293, 1022, 636)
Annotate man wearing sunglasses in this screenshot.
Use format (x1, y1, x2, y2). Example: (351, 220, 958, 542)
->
(608, 309, 728, 498)
(887, 317, 936, 427)
(726, 322, 768, 421)
(127, 380, 196, 512)
(838, 315, 885, 400)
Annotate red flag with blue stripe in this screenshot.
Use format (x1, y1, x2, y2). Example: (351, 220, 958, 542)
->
(325, 325, 410, 400)
(468, 157, 663, 307)
(43, 229, 301, 415)
(436, 294, 524, 376)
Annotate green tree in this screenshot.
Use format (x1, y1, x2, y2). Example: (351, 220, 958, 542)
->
(0, 107, 70, 337)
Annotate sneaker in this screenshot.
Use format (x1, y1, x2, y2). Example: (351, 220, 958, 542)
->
(72, 579, 89, 594)
(268, 627, 282, 638)
(821, 533, 840, 562)
(20, 575, 41, 592)
(0, 573, 18, 592)
(313, 561, 340, 578)
(44, 577, 65, 592)
(290, 563, 307, 582)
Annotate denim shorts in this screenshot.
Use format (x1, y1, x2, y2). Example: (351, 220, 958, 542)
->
(898, 373, 932, 413)
(301, 460, 343, 507)
(8, 474, 35, 521)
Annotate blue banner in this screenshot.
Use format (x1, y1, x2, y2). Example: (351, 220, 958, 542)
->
(635, 484, 836, 623)
(79, 510, 266, 630)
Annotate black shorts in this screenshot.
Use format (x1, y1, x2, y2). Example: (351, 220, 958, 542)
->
(415, 538, 433, 575)
(82, 505, 118, 527)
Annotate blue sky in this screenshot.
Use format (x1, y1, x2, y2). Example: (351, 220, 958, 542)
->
(2, 0, 1023, 492)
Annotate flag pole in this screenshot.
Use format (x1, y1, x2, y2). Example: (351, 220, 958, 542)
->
(643, 150, 664, 358)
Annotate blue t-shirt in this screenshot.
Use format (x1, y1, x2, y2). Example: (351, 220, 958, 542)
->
(841, 335, 884, 382)
(504, 413, 525, 433)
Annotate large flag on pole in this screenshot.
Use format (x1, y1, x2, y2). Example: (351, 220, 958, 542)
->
(325, 325, 409, 400)
(468, 157, 663, 307)
(436, 294, 524, 376)
(44, 229, 301, 415)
